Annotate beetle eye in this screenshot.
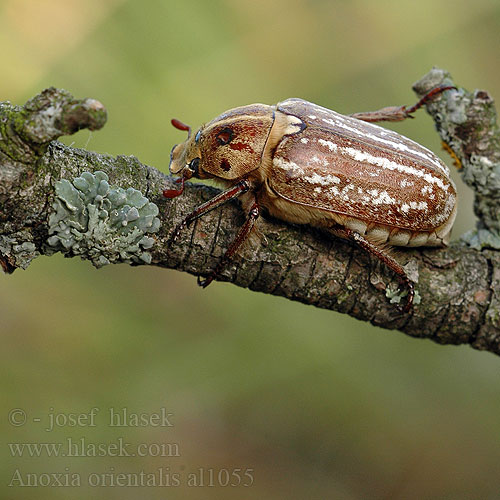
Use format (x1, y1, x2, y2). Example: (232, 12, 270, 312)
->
(189, 157, 200, 176)
(195, 129, 202, 143)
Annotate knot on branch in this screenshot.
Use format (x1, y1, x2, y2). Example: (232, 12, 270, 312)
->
(22, 87, 107, 143)
(0, 87, 107, 163)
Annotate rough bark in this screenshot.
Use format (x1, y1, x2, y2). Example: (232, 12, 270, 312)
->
(1, 70, 499, 355)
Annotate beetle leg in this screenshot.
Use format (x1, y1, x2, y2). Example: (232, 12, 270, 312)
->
(168, 179, 250, 244)
(349, 85, 456, 123)
(334, 227, 414, 312)
(198, 199, 260, 288)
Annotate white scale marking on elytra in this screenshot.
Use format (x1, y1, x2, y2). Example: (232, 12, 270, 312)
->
(283, 99, 450, 177)
(413, 201, 428, 210)
(319, 114, 449, 176)
(318, 138, 338, 151)
(400, 179, 414, 188)
(304, 172, 341, 185)
(300, 137, 309, 144)
(273, 157, 305, 175)
(444, 193, 456, 211)
(340, 146, 449, 191)
(311, 155, 329, 166)
(372, 190, 396, 205)
(339, 184, 357, 202)
(276, 149, 429, 214)
(401, 201, 428, 213)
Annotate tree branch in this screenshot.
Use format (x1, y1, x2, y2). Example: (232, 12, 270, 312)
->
(1, 70, 499, 355)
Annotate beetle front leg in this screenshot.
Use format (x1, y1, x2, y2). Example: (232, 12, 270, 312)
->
(198, 198, 260, 288)
(349, 85, 455, 123)
(167, 179, 250, 245)
(333, 227, 414, 312)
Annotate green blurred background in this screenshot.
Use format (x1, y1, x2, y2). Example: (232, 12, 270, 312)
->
(1, 1, 500, 498)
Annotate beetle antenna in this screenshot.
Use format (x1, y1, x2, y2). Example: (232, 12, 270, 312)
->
(171, 118, 191, 138)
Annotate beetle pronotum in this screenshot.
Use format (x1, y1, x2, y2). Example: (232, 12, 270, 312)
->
(165, 87, 457, 312)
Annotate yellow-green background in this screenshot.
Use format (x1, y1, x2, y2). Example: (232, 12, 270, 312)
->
(1, 1, 500, 498)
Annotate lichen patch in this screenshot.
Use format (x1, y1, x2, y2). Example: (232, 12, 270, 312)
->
(47, 171, 160, 267)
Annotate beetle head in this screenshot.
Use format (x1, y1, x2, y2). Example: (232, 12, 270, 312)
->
(166, 104, 275, 199)
(165, 119, 201, 198)
(169, 119, 201, 175)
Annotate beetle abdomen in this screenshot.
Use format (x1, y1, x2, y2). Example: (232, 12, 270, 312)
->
(267, 99, 457, 234)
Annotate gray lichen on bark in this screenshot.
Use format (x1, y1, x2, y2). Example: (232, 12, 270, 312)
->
(414, 68, 500, 249)
(1, 70, 499, 355)
(47, 170, 160, 267)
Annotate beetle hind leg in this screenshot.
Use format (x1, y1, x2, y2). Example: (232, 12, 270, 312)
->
(332, 226, 414, 312)
(349, 85, 455, 123)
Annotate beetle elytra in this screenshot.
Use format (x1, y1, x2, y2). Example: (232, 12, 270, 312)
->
(164, 87, 457, 312)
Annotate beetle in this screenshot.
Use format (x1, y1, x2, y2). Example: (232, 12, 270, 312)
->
(164, 86, 457, 312)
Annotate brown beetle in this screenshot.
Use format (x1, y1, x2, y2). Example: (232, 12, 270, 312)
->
(165, 87, 457, 311)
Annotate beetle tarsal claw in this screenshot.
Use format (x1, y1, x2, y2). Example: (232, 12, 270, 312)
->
(165, 89, 457, 312)
(197, 274, 214, 288)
